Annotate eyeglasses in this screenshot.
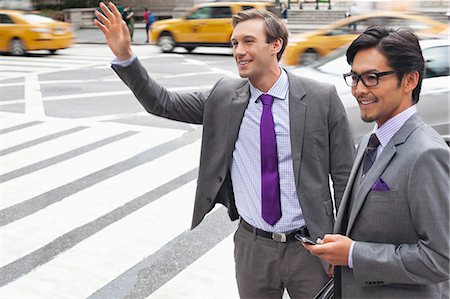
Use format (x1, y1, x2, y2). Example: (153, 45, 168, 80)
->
(343, 70, 399, 87)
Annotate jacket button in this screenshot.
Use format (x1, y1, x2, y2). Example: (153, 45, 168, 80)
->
(207, 197, 212, 203)
(218, 176, 223, 182)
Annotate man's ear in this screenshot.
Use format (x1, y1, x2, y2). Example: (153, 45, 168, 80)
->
(272, 38, 283, 55)
(403, 71, 419, 93)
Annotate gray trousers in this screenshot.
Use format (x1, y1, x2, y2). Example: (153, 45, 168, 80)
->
(234, 223, 329, 299)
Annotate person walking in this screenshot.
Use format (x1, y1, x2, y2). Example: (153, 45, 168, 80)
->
(304, 26, 450, 298)
(94, 3, 355, 298)
(143, 8, 155, 43)
(121, 5, 134, 41)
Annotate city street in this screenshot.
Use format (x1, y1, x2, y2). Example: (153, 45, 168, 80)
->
(0, 43, 246, 298)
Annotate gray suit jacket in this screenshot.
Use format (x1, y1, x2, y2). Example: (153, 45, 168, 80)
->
(335, 113, 450, 298)
(113, 59, 355, 245)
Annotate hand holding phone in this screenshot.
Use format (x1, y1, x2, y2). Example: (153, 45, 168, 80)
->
(294, 234, 317, 245)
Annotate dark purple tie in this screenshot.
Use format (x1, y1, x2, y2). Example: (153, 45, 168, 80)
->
(260, 94, 281, 226)
(362, 133, 380, 176)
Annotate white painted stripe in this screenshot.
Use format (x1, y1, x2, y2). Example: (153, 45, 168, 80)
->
(0, 181, 197, 298)
(1, 121, 76, 149)
(0, 65, 56, 72)
(149, 234, 238, 299)
(0, 85, 213, 106)
(0, 140, 200, 271)
(0, 60, 81, 68)
(0, 78, 123, 88)
(0, 126, 128, 174)
(0, 56, 110, 64)
(0, 128, 185, 209)
(24, 73, 45, 118)
(0, 113, 32, 130)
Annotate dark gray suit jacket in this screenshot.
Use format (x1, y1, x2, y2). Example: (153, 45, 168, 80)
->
(335, 114, 450, 298)
(113, 58, 355, 245)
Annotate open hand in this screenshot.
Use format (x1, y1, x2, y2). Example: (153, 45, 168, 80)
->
(94, 2, 133, 61)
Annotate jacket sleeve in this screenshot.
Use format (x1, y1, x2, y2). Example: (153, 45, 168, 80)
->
(112, 57, 213, 124)
(328, 85, 355, 210)
(352, 146, 450, 285)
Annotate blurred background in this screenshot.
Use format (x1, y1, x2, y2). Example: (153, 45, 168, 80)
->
(0, 0, 448, 298)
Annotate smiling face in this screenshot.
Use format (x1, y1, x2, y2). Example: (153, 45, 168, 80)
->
(231, 18, 282, 91)
(351, 47, 418, 127)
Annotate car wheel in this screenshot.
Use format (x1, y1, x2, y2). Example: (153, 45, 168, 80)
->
(10, 38, 25, 56)
(184, 46, 196, 52)
(49, 49, 57, 54)
(158, 33, 175, 53)
(300, 49, 320, 66)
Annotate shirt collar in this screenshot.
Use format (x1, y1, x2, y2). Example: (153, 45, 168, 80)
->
(374, 105, 417, 147)
(249, 68, 289, 103)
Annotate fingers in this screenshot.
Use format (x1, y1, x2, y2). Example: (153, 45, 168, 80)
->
(94, 10, 111, 27)
(108, 2, 123, 20)
(93, 18, 107, 34)
(99, 2, 116, 23)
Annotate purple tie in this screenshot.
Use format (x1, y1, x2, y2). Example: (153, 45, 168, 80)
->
(260, 94, 281, 226)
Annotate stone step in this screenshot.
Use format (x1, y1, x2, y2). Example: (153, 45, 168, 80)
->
(287, 9, 449, 25)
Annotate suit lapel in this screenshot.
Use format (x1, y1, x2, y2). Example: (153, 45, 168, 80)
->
(334, 135, 368, 234)
(346, 142, 396, 234)
(225, 82, 250, 166)
(286, 72, 307, 187)
(345, 114, 424, 234)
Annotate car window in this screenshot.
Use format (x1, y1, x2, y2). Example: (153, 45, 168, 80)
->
(22, 14, 54, 23)
(0, 13, 14, 24)
(423, 45, 450, 78)
(210, 6, 232, 19)
(187, 6, 232, 19)
(187, 7, 211, 19)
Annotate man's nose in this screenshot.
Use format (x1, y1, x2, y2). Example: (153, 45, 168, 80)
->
(233, 43, 246, 56)
(353, 79, 369, 95)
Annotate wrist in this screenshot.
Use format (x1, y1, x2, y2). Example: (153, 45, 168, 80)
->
(117, 49, 133, 62)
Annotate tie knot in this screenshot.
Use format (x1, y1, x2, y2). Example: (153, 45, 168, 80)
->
(260, 94, 274, 106)
(368, 133, 380, 149)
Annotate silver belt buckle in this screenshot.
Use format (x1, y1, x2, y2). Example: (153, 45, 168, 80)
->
(272, 232, 287, 243)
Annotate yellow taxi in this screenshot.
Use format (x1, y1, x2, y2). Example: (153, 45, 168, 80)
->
(283, 12, 448, 66)
(150, 1, 279, 53)
(0, 10, 74, 55)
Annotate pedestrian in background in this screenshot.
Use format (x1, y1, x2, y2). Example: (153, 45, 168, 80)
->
(281, 3, 288, 24)
(94, 3, 355, 298)
(121, 5, 134, 41)
(144, 8, 155, 43)
(304, 26, 450, 298)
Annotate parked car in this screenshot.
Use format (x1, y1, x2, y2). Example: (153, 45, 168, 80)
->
(0, 10, 74, 55)
(282, 12, 448, 66)
(289, 39, 450, 144)
(150, 1, 279, 53)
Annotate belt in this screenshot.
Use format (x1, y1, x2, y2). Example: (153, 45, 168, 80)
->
(240, 219, 309, 243)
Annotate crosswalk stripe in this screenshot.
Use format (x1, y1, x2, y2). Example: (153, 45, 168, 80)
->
(148, 234, 238, 299)
(1, 121, 79, 149)
(0, 126, 133, 176)
(0, 144, 201, 297)
(0, 120, 43, 134)
(1, 126, 88, 156)
(1, 127, 186, 210)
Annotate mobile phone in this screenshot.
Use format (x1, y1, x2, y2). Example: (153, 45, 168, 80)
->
(294, 234, 317, 245)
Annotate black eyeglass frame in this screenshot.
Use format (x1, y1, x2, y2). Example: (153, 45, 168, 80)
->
(342, 70, 399, 87)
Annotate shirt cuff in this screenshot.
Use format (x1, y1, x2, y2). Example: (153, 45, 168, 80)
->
(348, 241, 355, 269)
(111, 53, 137, 67)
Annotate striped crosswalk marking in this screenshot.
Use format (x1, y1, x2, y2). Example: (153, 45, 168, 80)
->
(0, 111, 239, 298)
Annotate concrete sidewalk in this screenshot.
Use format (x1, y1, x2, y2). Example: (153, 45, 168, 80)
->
(75, 24, 320, 45)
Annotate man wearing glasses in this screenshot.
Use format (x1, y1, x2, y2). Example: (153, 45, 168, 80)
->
(304, 26, 449, 298)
